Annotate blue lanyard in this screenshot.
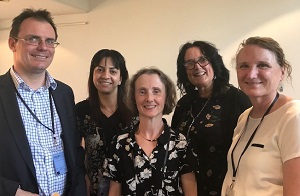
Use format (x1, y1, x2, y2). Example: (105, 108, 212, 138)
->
(15, 88, 57, 143)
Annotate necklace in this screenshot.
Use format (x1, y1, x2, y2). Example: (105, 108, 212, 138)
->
(190, 97, 210, 118)
(186, 97, 210, 139)
(137, 129, 162, 142)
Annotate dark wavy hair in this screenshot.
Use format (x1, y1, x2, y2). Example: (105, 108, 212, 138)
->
(235, 36, 292, 79)
(88, 49, 129, 120)
(10, 8, 58, 40)
(176, 41, 230, 97)
(126, 67, 177, 116)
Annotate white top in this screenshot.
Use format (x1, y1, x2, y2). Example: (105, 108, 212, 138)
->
(222, 100, 300, 196)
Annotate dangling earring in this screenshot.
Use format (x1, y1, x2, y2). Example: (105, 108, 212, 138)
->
(279, 82, 284, 92)
(213, 75, 216, 80)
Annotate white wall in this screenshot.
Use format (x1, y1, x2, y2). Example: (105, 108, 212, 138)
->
(1, 0, 300, 122)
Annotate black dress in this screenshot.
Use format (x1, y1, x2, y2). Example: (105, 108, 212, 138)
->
(75, 100, 133, 196)
(171, 86, 251, 196)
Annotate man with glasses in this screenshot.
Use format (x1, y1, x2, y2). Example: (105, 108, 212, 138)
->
(0, 8, 86, 196)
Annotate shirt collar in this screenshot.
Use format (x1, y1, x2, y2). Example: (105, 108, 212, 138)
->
(10, 66, 57, 91)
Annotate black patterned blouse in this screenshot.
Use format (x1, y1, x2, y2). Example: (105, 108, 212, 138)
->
(75, 100, 132, 195)
(171, 86, 251, 196)
(103, 120, 196, 196)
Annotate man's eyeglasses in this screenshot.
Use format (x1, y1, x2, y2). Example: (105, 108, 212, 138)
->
(183, 56, 209, 70)
(13, 36, 60, 48)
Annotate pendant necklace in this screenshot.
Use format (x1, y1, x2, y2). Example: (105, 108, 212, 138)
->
(186, 97, 210, 139)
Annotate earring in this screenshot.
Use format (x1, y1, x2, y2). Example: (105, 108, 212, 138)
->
(279, 83, 284, 92)
(213, 75, 216, 80)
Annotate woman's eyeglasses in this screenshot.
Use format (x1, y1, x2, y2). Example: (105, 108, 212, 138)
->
(183, 56, 209, 70)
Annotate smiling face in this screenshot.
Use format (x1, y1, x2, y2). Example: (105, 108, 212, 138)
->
(135, 73, 166, 119)
(236, 44, 284, 100)
(93, 57, 121, 95)
(184, 47, 214, 90)
(8, 17, 56, 76)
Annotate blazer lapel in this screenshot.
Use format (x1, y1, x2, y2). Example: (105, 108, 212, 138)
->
(51, 86, 76, 165)
(0, 72, 36, 177)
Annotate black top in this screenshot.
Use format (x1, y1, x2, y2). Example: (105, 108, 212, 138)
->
(75, 99, 133, 195)
(171, 85, 251, 196)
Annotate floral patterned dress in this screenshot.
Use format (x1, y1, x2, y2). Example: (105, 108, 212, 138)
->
(171, 86, 251, 196)
(103, 120, 197, 196)
(75, 100, 132, 196)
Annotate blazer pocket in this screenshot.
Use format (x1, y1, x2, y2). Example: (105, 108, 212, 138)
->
(251, 143, 264, 148)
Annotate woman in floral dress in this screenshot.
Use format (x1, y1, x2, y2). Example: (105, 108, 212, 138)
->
(76, 49, 133, 196)
(104, 67, 197, 195)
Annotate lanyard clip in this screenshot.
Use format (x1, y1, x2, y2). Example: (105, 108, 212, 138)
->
(230, 179, 235, 189)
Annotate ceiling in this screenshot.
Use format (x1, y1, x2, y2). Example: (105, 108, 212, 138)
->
(0, 0, 90, 21)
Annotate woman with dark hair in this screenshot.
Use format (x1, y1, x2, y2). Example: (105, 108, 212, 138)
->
(104, 67, 197, 195)
(75, 49, 133, 196)
(172, 41, 251, 196)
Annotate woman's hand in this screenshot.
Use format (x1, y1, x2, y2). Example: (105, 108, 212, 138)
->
(283, 157, 300, 196)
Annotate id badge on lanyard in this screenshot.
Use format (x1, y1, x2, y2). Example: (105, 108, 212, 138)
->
(52, 151, 67, 175)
